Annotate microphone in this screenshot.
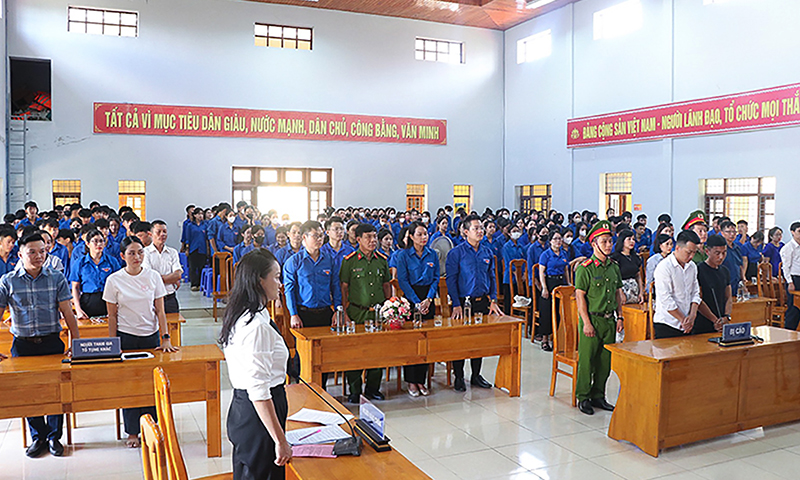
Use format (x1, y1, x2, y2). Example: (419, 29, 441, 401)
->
(289, 371, 361, 457)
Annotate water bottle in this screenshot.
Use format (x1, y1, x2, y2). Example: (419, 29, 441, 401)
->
(737, 281, 745, 302)
(374, 304, 383, 331)
(413, 304, 423, 329)
(464, 296, 472, 325)
(336, 306, 344, 335)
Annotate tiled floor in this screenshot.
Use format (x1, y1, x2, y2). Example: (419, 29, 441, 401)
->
(4, 287, 800, 479)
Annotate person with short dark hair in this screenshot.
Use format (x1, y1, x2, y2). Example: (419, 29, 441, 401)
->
(131, 221, 153, 248)
(16, 201, 39, 229)
(695, 234, 732, 335)
(345, 219, 360, 249)
(206, 206, 227, 254)
(233, 224, 256, 264)
(142, 220, 183, 313)
(763, 226, 784, 278)
(720, 220, 745, 296)
(69, 229, 122, 318)
(274, 222, 303, 266)
(184, 208, 208, 291)
(742, 230, 765, 279)
(322, 216, 355, 271)
(445, 214, 503, 392)
(340, 222, 391, 402)
(652, 230, 702, 339)
(56, 228, 76, 257)
(735, 220, 749, 245)
(1, 232, 80, 457)
(3, 213, 16, 225)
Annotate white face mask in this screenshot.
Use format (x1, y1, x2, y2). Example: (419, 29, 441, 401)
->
(502, 213, 510, 219)
(227, 216, 235, 223)
(564, 237, 573, 245)
(579, 230, 587, 237)
(510, 232, 522, 240)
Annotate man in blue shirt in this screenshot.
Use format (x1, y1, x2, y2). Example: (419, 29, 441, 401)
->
(321, 216, 354, 272)
(636, 214, 652, 246)
(206, 205, 228, 254)
(0, 226, 18, 276)
(284, 220, 342, 390)
(445, 214, 504, 392)
(0, 233, 80, 458)
(275, 222, 303, 266)
(16, 201, 40, 229)
(216, 209, 239, 255)
(502, 226, 526, 314)
(720, 220, 746, 296)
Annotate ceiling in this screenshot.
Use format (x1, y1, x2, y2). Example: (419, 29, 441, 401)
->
(245, 0, 578, 30)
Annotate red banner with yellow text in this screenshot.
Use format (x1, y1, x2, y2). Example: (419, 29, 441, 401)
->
(567, 83, 800, 148)
(93, 103, 447, 145)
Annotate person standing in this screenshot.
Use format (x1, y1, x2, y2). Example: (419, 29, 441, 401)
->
(283, 221, 341, 391)
(395, 222, 439, 397)
(183, 207, 208, 292)
(574, 221, 624, 416)
(340, 223, 391, 403)
(69, 229, 122, 318)
(219, 249, 292, 480)
(0, 233, 80, 457)
(652, 230, 703, 339)
(537, 230, 569, 352)
(781, 222, 800, 330)
(321, 216, 355, 272)
(682, 210, 709, 264)
(142, 220, 183, 313)
(104, 236, 179, 448)
(720, 220, 746, 297)
(501, 225, 526, 314)
(445, 214, 503, 392)
(695, 235, 732, 334)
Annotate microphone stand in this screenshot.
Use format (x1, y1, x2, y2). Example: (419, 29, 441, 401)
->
(290, 373, 361, 456)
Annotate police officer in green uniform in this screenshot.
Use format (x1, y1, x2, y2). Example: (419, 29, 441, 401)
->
(574, 221, 625, 416)
(340, 223, 392, 404)
(683, 210, 709, 264)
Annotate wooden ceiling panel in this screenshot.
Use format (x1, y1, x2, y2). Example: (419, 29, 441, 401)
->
(244, 0, 578, 30)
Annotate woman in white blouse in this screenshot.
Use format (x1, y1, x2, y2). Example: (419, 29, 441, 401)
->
(103, 236, 179, 448)
(219, 248, 292, 479)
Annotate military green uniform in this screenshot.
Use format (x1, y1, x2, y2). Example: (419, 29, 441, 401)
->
(683, 210, 708, 264)
(339, 249, 391, 396)
(692, 250, 708, 264)
(574, 254, 622, 402)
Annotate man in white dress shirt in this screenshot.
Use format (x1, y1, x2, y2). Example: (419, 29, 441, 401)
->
(780, 222, 800, 330)
(142, 220, 183, 313)
(652, 230, 702, 339)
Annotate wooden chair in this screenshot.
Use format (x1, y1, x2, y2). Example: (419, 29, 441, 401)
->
(508, 259, 532, 332)
(141, 414, 170, 480)
(153, 367, 232, 480)
(647, 281, 656, 340)
(211, 252, 233, 321)
(757, 263, 786, 327)
(494, 255, 503, 309)
(549, 286, 578, 406)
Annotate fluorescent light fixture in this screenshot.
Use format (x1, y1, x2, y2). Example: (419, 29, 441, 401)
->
(593, 0, 643, 40)
(517, 29, 552, 63)
(526, 0, 557, 8)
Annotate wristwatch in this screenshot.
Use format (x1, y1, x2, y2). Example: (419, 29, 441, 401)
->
(161, 333, 171, 340)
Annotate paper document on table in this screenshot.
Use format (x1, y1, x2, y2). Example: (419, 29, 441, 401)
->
(292, 444, 337, 458)
(287, 408, 354, 426)
(286, 425, 351, 445)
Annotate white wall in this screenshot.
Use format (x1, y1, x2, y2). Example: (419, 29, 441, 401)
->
(8, 0, 504, 244)
(505, 0, 800, 229)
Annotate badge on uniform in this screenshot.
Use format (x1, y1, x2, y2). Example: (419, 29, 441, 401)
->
(426, 262, 434, 267)
(323, 270, 331, 275)
(484, 258, 490, 264)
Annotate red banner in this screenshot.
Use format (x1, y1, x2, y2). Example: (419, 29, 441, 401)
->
(567, 83, 800, 148)
(93, 103, 447, 145)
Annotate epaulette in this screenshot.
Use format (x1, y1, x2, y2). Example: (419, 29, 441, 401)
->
(375, 250, 388, 260)
(343, 251, 358, 261)
(581, 258, 593, 267)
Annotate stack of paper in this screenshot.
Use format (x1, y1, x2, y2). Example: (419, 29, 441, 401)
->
(286, 425, 352, 445)
(287, 408, 354, 426)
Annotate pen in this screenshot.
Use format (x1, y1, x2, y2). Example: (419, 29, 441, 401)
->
(297, 428, 322, 441)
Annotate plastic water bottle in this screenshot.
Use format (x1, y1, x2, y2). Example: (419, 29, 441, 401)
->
(374, 304, 383, 331)
(737, 281, 746, 302)
(413, 304, 423, 329)
(336, 306, 344, 335)
(464, 296, 472, 325)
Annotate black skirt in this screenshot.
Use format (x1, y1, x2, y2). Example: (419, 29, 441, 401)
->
(228, 386, 287, 480)
(80, 291, 107, 317)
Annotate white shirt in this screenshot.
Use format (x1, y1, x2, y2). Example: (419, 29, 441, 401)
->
(223, 309, 288, 402)
(142, 243, 183, 295)
(645, 254, 666, 293)
(102, 267, 168, 336)
(780, 238, 800, 280)
(653, 253, 702, 331)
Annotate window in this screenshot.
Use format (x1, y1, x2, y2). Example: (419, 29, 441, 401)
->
(415, 37, 464, 64)
(10, 58, 51, 121)
(453, 185, 473, 214)
(52, 180, 81, 207)
(704, 177, 775, 232)
(593, 0, 642, 40)
(518, 184, 551, 214)
(232, 167, 332, 222)
(603, 172, 632, 217)
(254, 23, 312, 50)
(517, 30, 552, 64)
(68, 6, 138, 37)
(406, 184, 428, 212)
(118, 180, 146, 220)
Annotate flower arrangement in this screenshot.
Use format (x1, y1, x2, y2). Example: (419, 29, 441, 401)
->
(380, 297, 412, 330)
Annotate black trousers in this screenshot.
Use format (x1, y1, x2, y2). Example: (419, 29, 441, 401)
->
(12, 333, 65, 442)
(80, 291, 107, 317)
(502, 283, 512, 315)
(163, 293, 179, 314)
(539, 275, 567, 336)
(453, 296, 489, 380)
(404, 285, 433, 384)
(653, 323, 686, 339)
(785, 276, 800, 331)
(229, 386, 287, 480)
(188, 251, 207, 287)
(298, 307, 333, 388)
(118, 331, 160, 436)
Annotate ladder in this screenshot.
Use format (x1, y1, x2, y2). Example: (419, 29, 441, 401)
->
(7, 117, 27, 213)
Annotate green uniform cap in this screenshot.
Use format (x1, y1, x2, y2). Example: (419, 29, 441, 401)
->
(682, 210, 707, 231)
(587, 220, 613, 243)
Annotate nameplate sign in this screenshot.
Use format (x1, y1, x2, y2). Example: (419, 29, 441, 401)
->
(93, 103, 447, 145)
(359, 396, 386, 440)
(72, 337, 122, 359)
(723, 322, 751, 343)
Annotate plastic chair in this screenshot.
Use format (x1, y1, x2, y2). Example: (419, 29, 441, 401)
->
(549, 286, 578, 406)
(153, 367, 232, 480)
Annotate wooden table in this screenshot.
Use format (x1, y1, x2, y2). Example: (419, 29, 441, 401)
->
(292, 315, 523, 397)
(0, 344, 224, 457)
(0, 312, 186, 354)
(621, 297, 773, 343)
(286, 383, 430, 479)
(606, 326, 800, 457)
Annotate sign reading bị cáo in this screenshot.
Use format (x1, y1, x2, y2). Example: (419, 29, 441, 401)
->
(94, 103, 447, 145)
